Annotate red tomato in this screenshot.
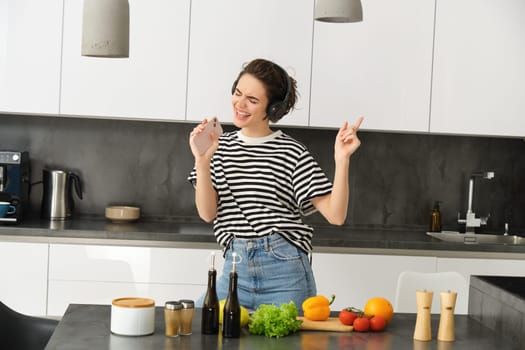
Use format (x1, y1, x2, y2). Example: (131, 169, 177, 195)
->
(369, 315, 387, 331)
(353, 317, 370, 332)
(338, 309, 359, 326)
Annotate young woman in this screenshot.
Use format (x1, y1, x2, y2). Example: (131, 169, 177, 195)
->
(188, 58, 363, 309)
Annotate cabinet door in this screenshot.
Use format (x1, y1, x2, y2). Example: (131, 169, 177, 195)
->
(186, 0, 314, 126)
(47, 281, 206, 316)
(430, 0, 525, 137)
(60, 0, 190, 120)
(310, 0, 435, 132)
(0, 0, 62, 114)
(0, 242, 49, 316)
(48, 244, 224, 316)
(312, 253, 436, 311)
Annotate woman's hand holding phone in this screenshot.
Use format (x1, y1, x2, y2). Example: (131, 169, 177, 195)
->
(190, 117, 223, 158)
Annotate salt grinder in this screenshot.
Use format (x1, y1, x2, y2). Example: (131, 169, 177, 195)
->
(413, 290, 433, 341)
(437, 290, 457, 342)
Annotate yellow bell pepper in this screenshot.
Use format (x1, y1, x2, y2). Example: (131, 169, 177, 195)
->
(302, 294, 336, 321)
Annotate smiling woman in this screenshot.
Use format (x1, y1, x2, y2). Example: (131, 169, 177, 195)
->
(187, 58, 364, 311)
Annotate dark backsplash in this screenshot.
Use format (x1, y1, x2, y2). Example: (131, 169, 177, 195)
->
(1, 114, 524, 233)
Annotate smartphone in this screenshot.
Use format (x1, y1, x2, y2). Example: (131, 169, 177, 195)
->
(193, 117, 223, 155)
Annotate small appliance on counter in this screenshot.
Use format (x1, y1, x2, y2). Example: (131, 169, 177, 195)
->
(41, 168, 83, 221)
(0, 151, 30, 224)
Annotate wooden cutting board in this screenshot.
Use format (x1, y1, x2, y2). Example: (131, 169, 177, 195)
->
(297, 317, 353, 332)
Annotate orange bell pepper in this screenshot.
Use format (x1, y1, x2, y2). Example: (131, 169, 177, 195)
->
(302, 294, 336, 321)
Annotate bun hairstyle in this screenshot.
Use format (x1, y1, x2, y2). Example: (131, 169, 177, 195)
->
(231, 58, 298, 123)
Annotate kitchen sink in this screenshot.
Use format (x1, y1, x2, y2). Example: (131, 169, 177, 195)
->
(427, 231, 525, 245)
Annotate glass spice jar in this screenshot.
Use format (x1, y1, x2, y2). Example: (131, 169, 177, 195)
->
(164, 301, 182, 337)
(179, 299, 195, 335)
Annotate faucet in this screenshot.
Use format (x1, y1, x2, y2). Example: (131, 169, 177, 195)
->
(457, 171, 495, 233)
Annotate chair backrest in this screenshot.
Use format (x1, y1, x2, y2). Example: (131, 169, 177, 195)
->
(394, 271, 469, 314)
(0, 301, 58, 350)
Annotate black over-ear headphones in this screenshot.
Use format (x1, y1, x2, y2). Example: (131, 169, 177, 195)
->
(231, 66, 291, 122)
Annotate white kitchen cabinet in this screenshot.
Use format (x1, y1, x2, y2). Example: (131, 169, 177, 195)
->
(311, 252, 436, 311)
(186, 0, 314, 126)
(47, 281, 206, 316)
(60, 0, 190, 120)
(47, 244, 224, 316)
(0, 0, 6, 103)
(310, 0, 435, 132)
(0, 242, 49, 316)
(0, 0, 62, 114)
(430, 0, 525, 137)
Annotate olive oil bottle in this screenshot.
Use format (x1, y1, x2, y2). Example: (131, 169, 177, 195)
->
(201, 252, 219, 334)
(222, 252, 240, 338)
(430, 201, 442, 232)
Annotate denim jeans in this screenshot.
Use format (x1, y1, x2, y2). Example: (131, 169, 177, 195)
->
(197, 234, 316, 311)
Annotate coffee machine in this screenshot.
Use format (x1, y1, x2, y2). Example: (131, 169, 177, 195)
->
(0, 151, 30, 223)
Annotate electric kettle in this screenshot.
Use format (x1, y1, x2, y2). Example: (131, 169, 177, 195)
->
(41, 168, 83, 220)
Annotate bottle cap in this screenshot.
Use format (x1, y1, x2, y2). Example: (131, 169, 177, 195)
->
(179, 299, 194, 309)
(165, 301, 182, 310)
(231, 252, 242, 273)
(209, 252, 216, 271)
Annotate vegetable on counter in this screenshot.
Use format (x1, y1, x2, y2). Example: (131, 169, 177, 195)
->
(338, 307, 362, 326)
(364, 297, 394, 323)
(369, 315, 387, 331)
(302, 294, 335, 321)
(248, 302, 303, 338)
(353, 317, 370, 332)
(337, 296, 393, 332)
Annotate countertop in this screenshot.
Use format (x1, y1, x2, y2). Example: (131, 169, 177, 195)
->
(44, 304, 521, 350)
(1, 217, 525, 259)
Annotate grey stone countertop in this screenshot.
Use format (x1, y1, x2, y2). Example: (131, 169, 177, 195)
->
(1, 217, 525, 259)
(44, 304, 522, 350)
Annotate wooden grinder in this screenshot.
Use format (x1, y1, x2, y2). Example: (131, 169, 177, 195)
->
(437, 290, 457, 342)
(414, 290, 433, 341)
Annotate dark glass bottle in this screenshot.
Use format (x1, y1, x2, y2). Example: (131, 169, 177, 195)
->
(222, 264, 240, 338)
(201, 268, 219, 334)
(430, 201, 442, 232)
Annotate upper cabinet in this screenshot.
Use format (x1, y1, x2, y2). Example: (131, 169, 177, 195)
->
(60, 0, 190, 120)
(309, 0, 435, 132)
(430, 0, 525, 137)
(2, 0, 524, 138)
(0, 0, 62, 114)
(186, 0, 314, 126)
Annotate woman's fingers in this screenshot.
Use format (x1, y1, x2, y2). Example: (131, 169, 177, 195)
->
(190, 118, 209, 137)
(340, 117, 363, 143)
(353, 116, 364, 131)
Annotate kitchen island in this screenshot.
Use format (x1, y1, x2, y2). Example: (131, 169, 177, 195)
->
(44, 304, 521, 350)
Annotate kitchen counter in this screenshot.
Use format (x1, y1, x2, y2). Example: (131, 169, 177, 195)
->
(1, 217, 525, 258)
(44, 304, 521, 350)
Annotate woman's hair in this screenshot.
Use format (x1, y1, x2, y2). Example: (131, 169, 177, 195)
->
(233, 58, 298, 123)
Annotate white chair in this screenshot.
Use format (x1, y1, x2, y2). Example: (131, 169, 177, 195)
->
(394, 271, 469, 314)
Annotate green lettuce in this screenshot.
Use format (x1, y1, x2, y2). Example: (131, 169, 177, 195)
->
(248, 301, 303, 337)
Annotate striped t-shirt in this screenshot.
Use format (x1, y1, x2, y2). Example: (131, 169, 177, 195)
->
(188, 130, 332, 253)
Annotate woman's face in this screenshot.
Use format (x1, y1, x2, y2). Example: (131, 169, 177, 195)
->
(231, 73, 271, 136)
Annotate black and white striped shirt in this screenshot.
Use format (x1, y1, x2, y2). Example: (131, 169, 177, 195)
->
(188, 130, 332, 253)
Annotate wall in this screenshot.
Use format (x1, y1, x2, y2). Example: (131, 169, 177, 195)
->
(1, 114, 524, 233)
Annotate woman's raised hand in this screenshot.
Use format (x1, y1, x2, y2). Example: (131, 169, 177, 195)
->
(334, 116, 364, 160)
(189, 118, 219, 160)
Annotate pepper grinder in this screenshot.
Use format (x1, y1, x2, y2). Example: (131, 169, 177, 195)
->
(413, 290, 433, 341)
(437, 290, 457, 342)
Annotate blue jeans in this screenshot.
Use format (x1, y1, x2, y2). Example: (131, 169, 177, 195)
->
(197, 234, 316, 310)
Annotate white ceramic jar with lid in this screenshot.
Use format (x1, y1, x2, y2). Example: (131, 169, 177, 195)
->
(110, 297, 155, 336)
